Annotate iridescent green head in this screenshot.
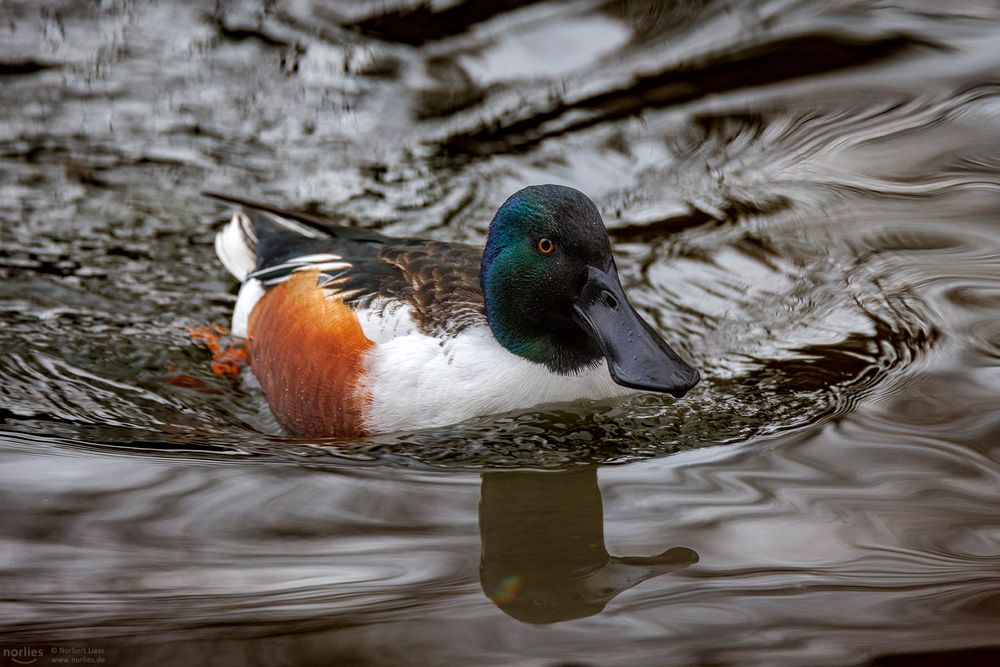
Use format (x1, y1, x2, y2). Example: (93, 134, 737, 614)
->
(480, 184, 699, 397)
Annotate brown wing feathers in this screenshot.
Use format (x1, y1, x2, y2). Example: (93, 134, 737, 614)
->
(216, 196, 488, 336)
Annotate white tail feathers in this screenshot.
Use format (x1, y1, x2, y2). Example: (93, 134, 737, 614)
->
(214, 211, 257, 282)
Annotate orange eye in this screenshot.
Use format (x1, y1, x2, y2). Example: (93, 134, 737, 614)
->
(537, 238, 555, 255)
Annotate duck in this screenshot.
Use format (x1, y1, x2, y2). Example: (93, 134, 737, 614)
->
(209, 184, 699, 437)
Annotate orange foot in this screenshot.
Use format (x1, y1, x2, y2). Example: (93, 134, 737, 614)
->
(188, 324, 249, 377)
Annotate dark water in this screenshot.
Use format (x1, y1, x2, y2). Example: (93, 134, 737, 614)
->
(2, 1, 1000, 665)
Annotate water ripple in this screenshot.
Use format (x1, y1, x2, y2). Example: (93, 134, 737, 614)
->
(3, 0, 1000, 664)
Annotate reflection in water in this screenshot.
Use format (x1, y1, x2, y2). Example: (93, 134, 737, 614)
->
(480, 468, 697, 623)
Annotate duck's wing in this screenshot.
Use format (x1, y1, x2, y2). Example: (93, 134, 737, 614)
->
(330, 238, 487, 336)
(210, 194, 487, 337)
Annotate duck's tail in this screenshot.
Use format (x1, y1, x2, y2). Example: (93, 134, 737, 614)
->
(207, 191, 389, 337)
(214, 210, 258, 282)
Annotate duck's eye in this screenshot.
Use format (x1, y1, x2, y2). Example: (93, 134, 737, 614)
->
(537, 238, 555, 255)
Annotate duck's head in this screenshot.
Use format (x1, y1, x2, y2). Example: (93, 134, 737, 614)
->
(481, 184, 700, 397)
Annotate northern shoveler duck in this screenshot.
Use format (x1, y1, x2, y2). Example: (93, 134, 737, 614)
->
(210, 185, 699, 437)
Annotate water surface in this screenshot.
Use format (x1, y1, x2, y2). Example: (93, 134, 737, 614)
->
(2, 1, 1000, 665)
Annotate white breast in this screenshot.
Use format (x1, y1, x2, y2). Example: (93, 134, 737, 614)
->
(359, 315, 635, 433)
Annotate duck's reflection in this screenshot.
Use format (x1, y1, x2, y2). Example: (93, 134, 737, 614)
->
(479, 468, 698, 624)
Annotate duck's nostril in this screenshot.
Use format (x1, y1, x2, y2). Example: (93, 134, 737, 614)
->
(602, 291, 619, 309)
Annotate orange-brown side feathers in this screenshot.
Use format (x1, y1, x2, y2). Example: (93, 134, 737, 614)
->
(247, 270, 374, 437)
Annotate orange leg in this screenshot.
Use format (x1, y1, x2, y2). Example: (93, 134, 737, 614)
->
(187, 324, 249, 378)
